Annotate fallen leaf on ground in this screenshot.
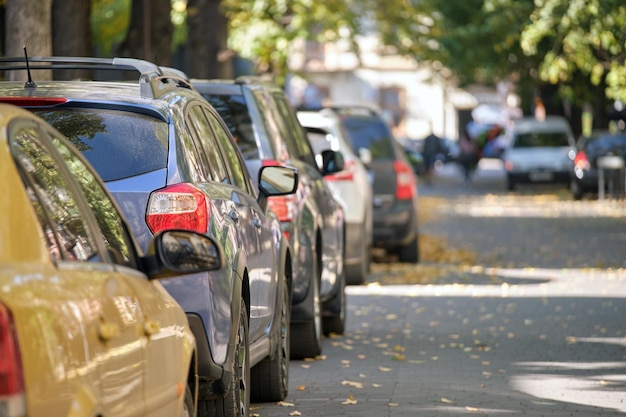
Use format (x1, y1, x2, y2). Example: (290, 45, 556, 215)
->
(440, 398, 453, 403)
(341, 380, 364, 389)
(342, 395, 358, 405)
(379, 366, 393, 372)
(277, 401, 294, 407)
(289, 411, 301, 416)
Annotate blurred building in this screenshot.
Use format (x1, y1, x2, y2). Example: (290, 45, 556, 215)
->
(286, 26, 519, 141)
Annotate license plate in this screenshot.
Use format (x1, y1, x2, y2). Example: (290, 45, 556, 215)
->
(529, 171, 553, 181)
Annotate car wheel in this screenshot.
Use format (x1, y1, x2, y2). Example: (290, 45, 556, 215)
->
(398, 235, 419, 263)
(506, 176, 516, 191)
(251, 277, 290, 402)
(322, 267, 346, 335)
(346, 235, 369, 285)
(199, 298, 250, 417)
(570, 179, 583, 200)
(290, 258, 323, 359)
(181, 384, 194, 417)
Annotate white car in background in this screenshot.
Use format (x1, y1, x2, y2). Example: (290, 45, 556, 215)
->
(502, 115, 576, 191)
(297, 109, 373, 285)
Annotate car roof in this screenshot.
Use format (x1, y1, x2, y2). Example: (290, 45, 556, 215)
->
(0, 81, 172, 119)
(512, 116, 573, 134)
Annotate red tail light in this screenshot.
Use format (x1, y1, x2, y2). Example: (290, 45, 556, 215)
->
(574, 151, 590, 170)
(0, 97, 67, 107)
(0, 303, 25, 414)
(394, 160, 416, 200)
(146, 183, 210, 234)
(324, 159, 356, 182)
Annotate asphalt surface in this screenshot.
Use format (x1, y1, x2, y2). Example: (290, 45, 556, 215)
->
(252, 160, 626, 417)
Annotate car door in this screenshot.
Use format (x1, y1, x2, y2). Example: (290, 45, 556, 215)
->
(11, 121, 148, 417)
(189, 102, 274, 339)
(204, 105, 281, 339)
(47, 127, 190, 417)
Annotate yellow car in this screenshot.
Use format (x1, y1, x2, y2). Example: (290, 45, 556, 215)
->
(0, 103, 225, 417)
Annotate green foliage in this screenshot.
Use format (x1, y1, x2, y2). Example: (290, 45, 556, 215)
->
(221, 0, 361, 85)
(521, 0, 626, 103)
(91, 0, 130, 56)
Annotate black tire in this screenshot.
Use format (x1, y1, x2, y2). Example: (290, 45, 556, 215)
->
(506, 176, 516, 191)
(251, 277, 290, 402)
(181, 384, 195, 417)
(199, 298, 250, 417)
(322, 268, 346, 335)
(290, 258, 323, 359)
(398, 235, 419, 263)
(346, 237, 369, 285)
(570, 179, 583, 200)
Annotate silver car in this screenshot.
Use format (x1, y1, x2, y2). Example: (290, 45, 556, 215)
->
(502, 115, 576, 191)
(297, 109, 373, 285)
(0, 56, 298, 415)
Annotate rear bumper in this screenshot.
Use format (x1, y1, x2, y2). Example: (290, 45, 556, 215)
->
(372, 199, 418, 249)
(507, 170, 570, 185)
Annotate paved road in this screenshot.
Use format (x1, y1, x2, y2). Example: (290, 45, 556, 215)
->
(252, 160, 626, 417)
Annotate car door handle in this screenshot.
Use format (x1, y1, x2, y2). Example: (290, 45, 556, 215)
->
(98, 322, 120, 341)
(228, 208, 240, 222)
(143, 320, 161, 336)
(252, 212, 262, 228)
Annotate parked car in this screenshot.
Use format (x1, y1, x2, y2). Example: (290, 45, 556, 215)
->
(192, 77, 347, 358)
(570, 131, 626, 199)
(502, 115, 576, 191)
(0, 102, 227, 417)
(315, 105, 420, 263)
(0, 56, 297, 413)
(296, 108, 373, 285)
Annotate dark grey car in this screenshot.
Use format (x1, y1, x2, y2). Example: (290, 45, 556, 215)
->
(0, 56, 298, 416)
(193, 78, 347, 359)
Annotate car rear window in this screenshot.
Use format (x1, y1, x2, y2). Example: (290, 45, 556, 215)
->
(340, 116, 395, 159)
(513, 132, 571, 148)
(32, 108, 168, 182)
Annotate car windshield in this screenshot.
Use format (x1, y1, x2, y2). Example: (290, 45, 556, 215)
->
(340, 116, 395, 159)
(33, 108, 168, 182)
(513, 132, 570, 148)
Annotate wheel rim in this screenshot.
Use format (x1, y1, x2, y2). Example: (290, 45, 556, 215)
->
(236, 311, 250, 417)
(280, 281, 290, 387)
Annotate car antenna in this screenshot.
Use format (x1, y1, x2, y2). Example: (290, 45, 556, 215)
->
(23, 46, 36, 89)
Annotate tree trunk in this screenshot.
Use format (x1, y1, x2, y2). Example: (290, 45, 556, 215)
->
(187, 0, 232, 79)
(5, 0, 53, 81)
(116, 0, 172, 67)
(52, 0, 92, 80)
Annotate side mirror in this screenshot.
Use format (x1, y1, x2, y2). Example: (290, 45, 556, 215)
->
(358, 148, 372, 166)
(258, 165, 298, 197)
(320, 149, 345, 175)
(144, 230, 225, 279)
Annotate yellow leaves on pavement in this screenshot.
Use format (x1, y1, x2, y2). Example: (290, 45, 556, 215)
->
(341, 380, 364, 389)
(342, 394, 358, 405)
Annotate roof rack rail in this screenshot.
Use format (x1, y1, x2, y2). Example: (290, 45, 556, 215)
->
(0, 56, 194, 99)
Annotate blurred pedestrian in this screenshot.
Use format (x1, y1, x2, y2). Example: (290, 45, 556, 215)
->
(422, 132, 444, 185)
(458, 130, 478, 185)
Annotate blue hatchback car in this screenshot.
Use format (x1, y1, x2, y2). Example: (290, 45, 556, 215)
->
(0, 56, 298, 416)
